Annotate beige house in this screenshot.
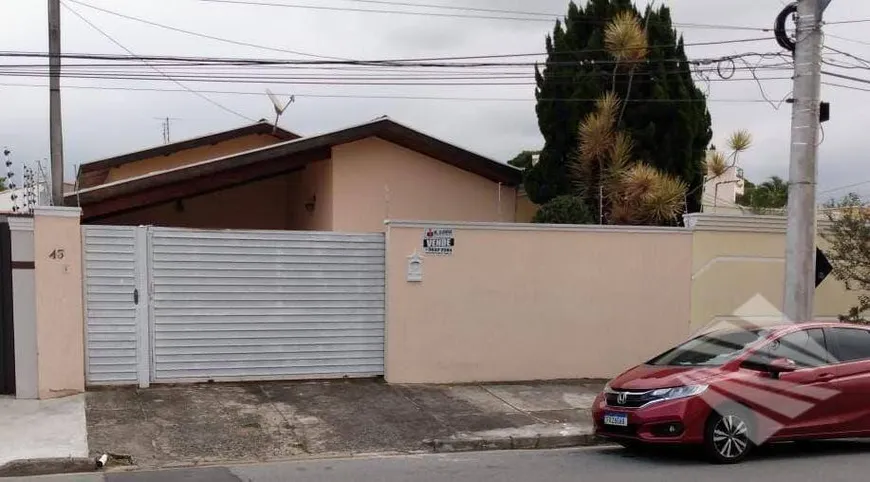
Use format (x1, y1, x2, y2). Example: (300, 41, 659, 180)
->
(66, 118, 524, 231)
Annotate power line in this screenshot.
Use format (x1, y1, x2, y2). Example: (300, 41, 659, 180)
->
(820, 69, 870, 86)
(0, 63, 795, 85)
(825, 18, 870, 26)
(343, 0, 773, 31)
(33, 0, 779, 63)
(823, 46, 870, 68)
(819, 180, 870, 195)
(342, 0, 555, 17)
(65, 0, 348, 61)
(195, 0, 771, 31)
(197, 0, 563, 22)
(0, 48, 786, 69)
(0, 81, 784, 104)
(61, 1, 255, 121)
(823, 80, 870, 92)
(36, 0, 781, 65)
(0, 73, 796, 86)
(825, 33, 870, 47)
(380, 37, 776, 62)
(0, 68, 795, 83)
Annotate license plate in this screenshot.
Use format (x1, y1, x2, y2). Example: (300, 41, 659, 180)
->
(604, 413, 628, 427)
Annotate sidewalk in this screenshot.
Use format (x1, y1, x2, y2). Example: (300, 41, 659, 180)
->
(0, 395, 89, 469)
(84, 379, 604, 470)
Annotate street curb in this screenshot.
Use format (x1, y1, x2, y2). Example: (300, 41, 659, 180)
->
(0, 457, 95, 478)
(424, 432, 612, 453)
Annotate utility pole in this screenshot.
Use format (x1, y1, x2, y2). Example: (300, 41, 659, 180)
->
(48, 0, 65, 206)
(783, 0, 827, 322)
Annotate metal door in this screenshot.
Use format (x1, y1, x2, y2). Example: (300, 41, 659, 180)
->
(0, 220, 14, 394)
(148, 227, 386, 382)
(83, 225, 147, 385)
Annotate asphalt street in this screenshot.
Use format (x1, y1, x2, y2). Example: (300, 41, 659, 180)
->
(9, 443, 870, 482)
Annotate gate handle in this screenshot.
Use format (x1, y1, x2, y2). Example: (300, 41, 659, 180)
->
(133, 289, 139, 305)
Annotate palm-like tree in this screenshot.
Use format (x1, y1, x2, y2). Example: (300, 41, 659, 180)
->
(569, 12, 688, 226)
(737, 176, 788, 214)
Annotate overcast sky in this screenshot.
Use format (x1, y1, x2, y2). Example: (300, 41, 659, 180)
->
(0, 0, 868, 200)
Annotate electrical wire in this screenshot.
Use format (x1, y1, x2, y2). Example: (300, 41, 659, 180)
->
(66, 0, 349, 61)
(0, 71, 791, 85)
(820, 69, 870, 86)
(0, 63, 795, 86)
(0, 49, 789, 69)
(819, 180, 870, 196)
(61, 1, 255, 121)
(825, 33, 870, 47)
(197, 0, 566, 22)
(825, 18, 870, 26)
(823, 80, 870, 93)
(824, 46, 870, 68)
(194, 0, 773, 31)
(64, 0, 779, 67)
(0, 81, 786, 104)
(336, 0, 558, 18)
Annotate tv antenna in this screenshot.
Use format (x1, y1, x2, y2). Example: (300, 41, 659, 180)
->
(266, 89, 295, 134)
(154, 117, 183, 144)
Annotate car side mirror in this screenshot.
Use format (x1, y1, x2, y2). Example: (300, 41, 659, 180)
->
(740, 357, 797, 377)
(767, 357, 798, 374)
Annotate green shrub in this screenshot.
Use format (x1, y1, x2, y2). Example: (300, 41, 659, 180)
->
(532, 195, 595, 225)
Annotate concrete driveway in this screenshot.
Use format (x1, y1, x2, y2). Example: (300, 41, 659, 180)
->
(85, 379, 602, 469)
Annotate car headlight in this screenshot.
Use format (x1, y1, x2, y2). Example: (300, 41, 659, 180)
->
(649, 385, 708, 401)
(603, 382, 614, 394)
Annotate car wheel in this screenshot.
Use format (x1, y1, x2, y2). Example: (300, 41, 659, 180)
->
(704, 405, 754, 464)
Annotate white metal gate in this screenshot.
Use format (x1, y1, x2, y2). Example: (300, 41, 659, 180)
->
(83, 226, 142, 385)
(83, 226, 386, 386)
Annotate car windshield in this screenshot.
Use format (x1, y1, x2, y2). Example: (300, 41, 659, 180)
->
(647, 328, 770, 367)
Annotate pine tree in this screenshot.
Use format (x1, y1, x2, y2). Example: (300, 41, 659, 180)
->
(525, 0, 712, 218)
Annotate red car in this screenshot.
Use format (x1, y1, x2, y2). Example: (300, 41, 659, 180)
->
(593, 321, 870, 463)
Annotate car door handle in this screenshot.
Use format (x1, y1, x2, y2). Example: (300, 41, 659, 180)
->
(817, 372, 835, 381)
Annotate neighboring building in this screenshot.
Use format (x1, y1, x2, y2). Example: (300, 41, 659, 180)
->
(701, 159, 745, 214)
(66, 118, 524, 232)
(0, 187, 25, 214)
(0, 182, 74, 213)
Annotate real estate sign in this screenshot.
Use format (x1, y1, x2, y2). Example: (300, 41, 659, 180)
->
(422, 228, 454, 255)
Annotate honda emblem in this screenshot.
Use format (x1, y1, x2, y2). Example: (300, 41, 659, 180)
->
(617, 392, 627, 405)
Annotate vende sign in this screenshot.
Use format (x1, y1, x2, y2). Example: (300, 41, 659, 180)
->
(422, 228, 454, 255)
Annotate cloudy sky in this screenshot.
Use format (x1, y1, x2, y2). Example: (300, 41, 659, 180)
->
(0, 0, 868, 200)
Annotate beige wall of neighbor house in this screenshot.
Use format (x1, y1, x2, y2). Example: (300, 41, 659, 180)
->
(687, 214, 861, 331)
(331, 138, 517, 233)
(103, 133, 285, 184)
(33, 208, 84, 399)
(515, 192, 539, 223)
(384, 222, 693, 384)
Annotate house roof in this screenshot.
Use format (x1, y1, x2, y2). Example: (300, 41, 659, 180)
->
(66, 117, 522, 220)
(76, 120, 300, 189)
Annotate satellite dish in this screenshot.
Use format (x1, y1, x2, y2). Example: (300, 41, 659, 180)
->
(266, 89, 295, 134)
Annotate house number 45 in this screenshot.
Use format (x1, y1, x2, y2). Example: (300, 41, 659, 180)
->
(49, 249, 65, 260)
